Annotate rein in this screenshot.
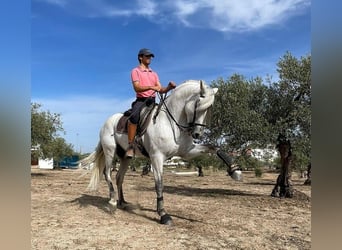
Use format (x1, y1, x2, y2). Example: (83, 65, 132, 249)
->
(154, 92, 207, 132)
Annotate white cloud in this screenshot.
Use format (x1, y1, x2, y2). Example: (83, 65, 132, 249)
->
(171, 0, 310, 32)
(97, 0, 158, 18)
(34, 0, 310, 33)
(136, 0, 158, 17)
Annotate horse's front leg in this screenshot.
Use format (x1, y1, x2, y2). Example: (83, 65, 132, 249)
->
(151, 157, 173, 225)
(182, 143, 215, 159)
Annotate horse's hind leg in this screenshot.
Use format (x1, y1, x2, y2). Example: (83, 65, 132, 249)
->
(103, 154, 117, 207)
(116, 157, 130, 208)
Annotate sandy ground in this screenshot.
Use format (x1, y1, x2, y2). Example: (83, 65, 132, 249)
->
(31, 167, 311, 250)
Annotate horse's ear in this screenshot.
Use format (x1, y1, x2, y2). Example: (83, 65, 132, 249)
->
(200, 80, 205, 97)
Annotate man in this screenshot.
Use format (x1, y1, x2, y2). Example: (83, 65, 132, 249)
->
(126, 48, 176, 158)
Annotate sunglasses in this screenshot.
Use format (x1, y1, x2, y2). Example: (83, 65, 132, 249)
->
(143, 55, 153, 58)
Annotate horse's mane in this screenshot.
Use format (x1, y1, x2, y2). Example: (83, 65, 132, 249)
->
(171, 80, 205, 96)
(177, 79, 204, 89)
(165, 80, 214, 110)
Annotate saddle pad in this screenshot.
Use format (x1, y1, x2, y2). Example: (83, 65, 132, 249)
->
(116, 115, 129, 134)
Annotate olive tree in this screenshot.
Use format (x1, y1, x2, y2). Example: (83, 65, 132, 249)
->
(31, 102, 74, 163)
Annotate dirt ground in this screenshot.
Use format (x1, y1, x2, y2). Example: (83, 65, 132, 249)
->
(31, 167, 311, 250)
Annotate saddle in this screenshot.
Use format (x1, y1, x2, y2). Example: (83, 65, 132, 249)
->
(116, 104, 157, 158)
(116, 104, 156, 136)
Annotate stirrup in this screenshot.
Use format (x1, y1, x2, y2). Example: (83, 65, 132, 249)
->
(125, 144, 134, 158)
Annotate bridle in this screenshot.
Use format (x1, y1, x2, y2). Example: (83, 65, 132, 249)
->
(155, 92, 209, 132)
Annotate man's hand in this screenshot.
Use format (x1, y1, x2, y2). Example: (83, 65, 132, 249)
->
(158, 81, 176, 94)
(168, 81, 176, 89)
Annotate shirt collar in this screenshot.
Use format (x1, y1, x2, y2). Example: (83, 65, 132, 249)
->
(138, 66, 153, 72)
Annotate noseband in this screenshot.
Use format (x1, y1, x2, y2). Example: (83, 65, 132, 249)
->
(187, 98, 208, 129)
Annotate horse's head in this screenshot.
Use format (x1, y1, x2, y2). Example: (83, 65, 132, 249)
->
(184, 80, 218, 139)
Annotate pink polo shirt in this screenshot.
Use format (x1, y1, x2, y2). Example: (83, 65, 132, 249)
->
(131, 66, 160, 98)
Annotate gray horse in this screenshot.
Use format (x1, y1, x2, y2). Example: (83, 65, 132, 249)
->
(80, 80, 242, 225)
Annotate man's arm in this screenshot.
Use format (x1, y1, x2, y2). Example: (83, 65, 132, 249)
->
(132, 81, 176, 93)
(159, 81, 176, 93)
(132, 81, 159, 93)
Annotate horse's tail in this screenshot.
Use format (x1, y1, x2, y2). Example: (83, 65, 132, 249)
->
(87, 142, 106, 191)
(79, 151, 96, 167)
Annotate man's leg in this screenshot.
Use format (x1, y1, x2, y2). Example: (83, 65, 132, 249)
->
(126, 121, 137, 158)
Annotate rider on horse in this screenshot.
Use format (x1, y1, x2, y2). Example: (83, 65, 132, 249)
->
(126, 48, 176, 158)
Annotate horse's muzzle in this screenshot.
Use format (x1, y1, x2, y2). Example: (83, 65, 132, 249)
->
(191, 124, 205, 139)
(192, 132, 200, 139)
(192, 128, 203, 139)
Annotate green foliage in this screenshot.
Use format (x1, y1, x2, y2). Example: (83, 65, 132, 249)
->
(272, 156, 281, 169)
(235, 154, 262, 170)
(130, 157, 150, 169)
(31, 102, 75, 161)
(254, 166, 263, 177)
(266, 52, 311, 168)
(209, 74, 270, 152)
(265, 53, 311, 138)
(187, 154, 224, 170)
(291, 149, 310, 172)
(49, 137, 74, 163)
(204, 52, 311, 169)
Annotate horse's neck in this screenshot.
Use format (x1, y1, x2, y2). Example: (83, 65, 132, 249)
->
(163, 95, 187, 124)
(159, 82, 200, 132)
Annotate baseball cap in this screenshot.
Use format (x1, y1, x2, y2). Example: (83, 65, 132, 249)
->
(138, 48, 155, 57)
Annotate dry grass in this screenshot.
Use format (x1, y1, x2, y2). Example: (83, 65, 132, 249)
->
(31, 168, 311, 250)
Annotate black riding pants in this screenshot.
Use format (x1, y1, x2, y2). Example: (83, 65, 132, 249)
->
(129, 97, 155, 124)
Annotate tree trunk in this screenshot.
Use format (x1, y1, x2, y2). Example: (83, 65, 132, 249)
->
(197, 166, 204, 177)
(304, 163, 311, 185)
(271, 134, 294, 198)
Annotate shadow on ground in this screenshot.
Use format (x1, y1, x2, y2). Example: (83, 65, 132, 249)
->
(69, 193, 205, 224)
(31, 173, 46, 177)
(136, 185, 262, 198)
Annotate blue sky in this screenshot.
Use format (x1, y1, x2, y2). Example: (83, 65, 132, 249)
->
(31, 0, 311, 153)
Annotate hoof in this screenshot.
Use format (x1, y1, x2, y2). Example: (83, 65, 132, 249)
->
(107, 200, 117, 214)
(271, 192, 279, 197)
(271, 190, 279, 197)
(108, 199, 117, 207)
(160, 214, 173, 225)
(230, 170, 243, 181)
(117, 200, 130, 209)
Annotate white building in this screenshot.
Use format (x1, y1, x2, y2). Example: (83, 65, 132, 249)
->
(249, 146, 279, 162)
(31, 144, 54, 169)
